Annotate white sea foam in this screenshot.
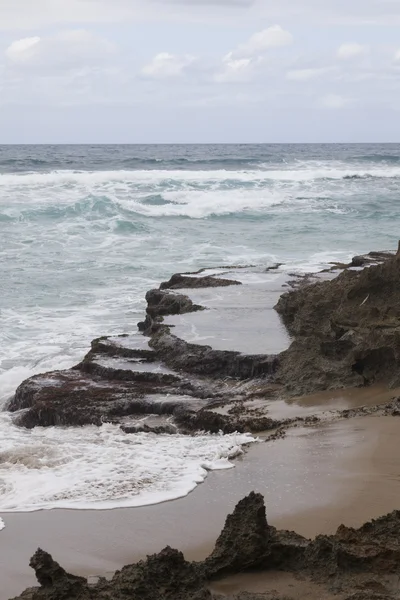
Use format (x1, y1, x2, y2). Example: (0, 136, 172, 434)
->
(0, 149, 398, 514)
(0, 417, 256, 512)
(0, 163, 391, 222)
(0, 164, 400, 188)
(0, 518, 5, 531)
(131, 189, 349, 219)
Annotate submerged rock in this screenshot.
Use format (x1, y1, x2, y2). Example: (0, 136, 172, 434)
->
(160, 273, 242, 290)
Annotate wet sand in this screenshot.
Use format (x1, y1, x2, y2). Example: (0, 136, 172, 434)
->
(210, 571, 338, 599)
(2, 411, 400, 599)
(266, 383, 400, 419)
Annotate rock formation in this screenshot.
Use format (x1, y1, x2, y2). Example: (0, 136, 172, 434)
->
(10, 493, 400, 600)
(6, 245, 400, 430)
(276, 245, 400, 395)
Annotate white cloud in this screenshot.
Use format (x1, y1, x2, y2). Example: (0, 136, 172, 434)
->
(394, 49, 400, 62)
(141, 53, 195, 78)
(5, 37, 41, 63)
(5, 30, 116, 72)
(320, 93, 349, 109)
(286, 67, 332, 81)
(229, 25, 293, 59)
(215, 56, 255, 82)
(337, 43, 368, 60)
(214, 24, 292, 83)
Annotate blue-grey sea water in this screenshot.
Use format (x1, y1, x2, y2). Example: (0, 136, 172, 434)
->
(0, 143, 399, 512)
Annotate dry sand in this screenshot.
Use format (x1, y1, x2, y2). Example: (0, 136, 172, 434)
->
(2, 389, 400, 599)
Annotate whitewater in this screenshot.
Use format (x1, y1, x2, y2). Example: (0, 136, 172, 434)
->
(0, 143, 399, 517)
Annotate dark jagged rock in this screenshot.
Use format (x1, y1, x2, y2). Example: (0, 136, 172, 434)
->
(77, 354, 181, 385)
(6, 370, 139, 428)
(90, 335, 156, 360)
(265, 263, 283, 272)
(150, 331, 279, 379)
(306, 510, 400, 578)
(121, 422, 177, 435)
(145, 289, 204, 318)
(175, 409, 278, 435)
(160, 273, 241, 290)
(350, 251, 394, 268)
(9, 244, 400, 432)
(7, 370, 210, 429)
(138, 288, 205, 335)
(13, 493, 400, 600)
(110, 546, 208, 600)
(204, 492, 271, 577)
(14, 549, 91, 600)
(275, 245, 400, 395)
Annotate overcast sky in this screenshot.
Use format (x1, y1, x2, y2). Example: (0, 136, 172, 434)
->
(1, 0, 400, 143)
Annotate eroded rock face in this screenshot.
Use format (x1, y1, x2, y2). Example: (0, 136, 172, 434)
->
(150, 331, 279, 379)
(11, 493, 400, 600)
(14, 549, 91, 600)
(204, 492, 272, 577)
(275, 247, 400, 395)
(145, 289, 204, 318)
(8, 246, 400, 431)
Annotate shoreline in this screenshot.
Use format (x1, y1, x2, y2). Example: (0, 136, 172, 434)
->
(3, 408, 400, 599)
(4, 246, 400, 599)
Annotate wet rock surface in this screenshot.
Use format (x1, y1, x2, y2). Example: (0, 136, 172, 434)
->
(7, 268, 282, 432)
(7, 245, 400, 434)
(160, 273, 242, 290)
(11, 492, 400, 600)
(275, 246, 400, 395)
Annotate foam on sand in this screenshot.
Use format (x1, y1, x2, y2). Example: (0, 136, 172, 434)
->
(0, 417, 256, 512)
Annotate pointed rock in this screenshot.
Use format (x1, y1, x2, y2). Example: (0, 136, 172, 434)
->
(204, 492, 271, 577)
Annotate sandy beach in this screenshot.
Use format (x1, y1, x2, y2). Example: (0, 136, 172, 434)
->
(3, 393, 400, 599)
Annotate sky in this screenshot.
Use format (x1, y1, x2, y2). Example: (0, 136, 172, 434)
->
(0, 0, 400, 143)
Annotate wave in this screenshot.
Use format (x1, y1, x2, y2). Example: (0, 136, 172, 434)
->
(121, 157, 268, 169)
(350, 154, 400, 163)
(0, 419, 255, 511)
(0, 190, 351, 222)
(1, 165, 400, 188)
(0, 155, 279, 174)
(0, 158, 50, 167)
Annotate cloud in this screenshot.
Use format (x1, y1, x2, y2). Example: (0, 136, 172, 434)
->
(214, 56, 255, 83)
(214, 24, 292, 82)
(5, 30, 116, 72)
(141, 53, 195, 78)
(286, 67, 333, 81)
(320, 93, 349, 109)
(228, 25, 293, 60)
(5, 37, 41, 63)
(337, 43, 368, 60)
(394, 49, 400, 62)
(2, 0, 400, 30)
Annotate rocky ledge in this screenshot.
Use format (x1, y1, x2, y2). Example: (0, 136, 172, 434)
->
(6, 245, 400, 433)
(276, 242, 400, 395)
(11, 492, 400, 600)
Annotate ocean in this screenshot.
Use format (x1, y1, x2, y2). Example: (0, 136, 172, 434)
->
(0, 143, 399, 513)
